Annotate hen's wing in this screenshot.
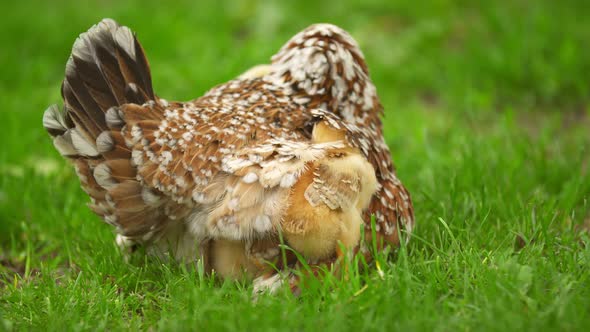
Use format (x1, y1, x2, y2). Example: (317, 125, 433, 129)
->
(139, 23, 415, 244)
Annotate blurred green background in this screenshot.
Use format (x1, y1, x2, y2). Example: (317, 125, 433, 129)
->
(1, 0, 589, 330)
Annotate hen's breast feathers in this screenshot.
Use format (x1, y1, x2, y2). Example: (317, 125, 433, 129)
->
(43, 20, 414, 266)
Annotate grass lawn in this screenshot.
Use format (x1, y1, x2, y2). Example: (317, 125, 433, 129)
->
(1, 0, 590, 330)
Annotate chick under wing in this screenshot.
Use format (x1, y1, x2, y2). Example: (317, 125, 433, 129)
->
(280, 121, 377, 260)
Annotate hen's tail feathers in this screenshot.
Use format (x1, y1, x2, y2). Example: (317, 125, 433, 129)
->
(43, 19, 169, 238)
(43, 18, 155, 155)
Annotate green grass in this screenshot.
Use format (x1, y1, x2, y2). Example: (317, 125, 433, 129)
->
(1, 0, 590, 330)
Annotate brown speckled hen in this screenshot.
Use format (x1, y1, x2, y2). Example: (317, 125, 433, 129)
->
(43, 19, 414, 294)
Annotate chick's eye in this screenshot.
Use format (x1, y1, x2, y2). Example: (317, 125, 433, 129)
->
(301, 122, 314, 138)
(329, 152, 346, 158)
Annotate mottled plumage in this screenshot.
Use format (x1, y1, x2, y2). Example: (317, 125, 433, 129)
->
(43, 19, 414, 293)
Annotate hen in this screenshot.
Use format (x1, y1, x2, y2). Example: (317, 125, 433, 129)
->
(43, 19, 414, 293)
